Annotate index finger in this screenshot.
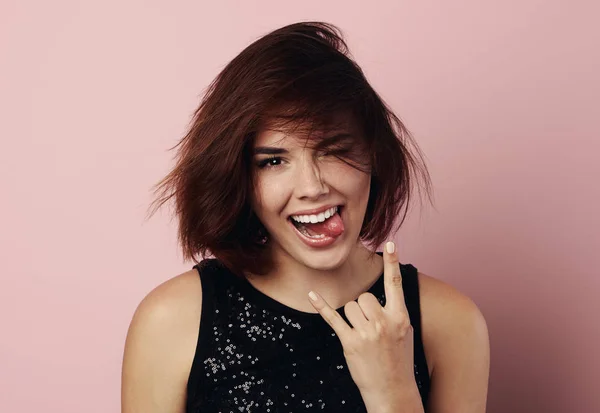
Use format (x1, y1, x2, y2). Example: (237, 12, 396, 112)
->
(308, 290, 352, 339)
(383, 241, 409, 315)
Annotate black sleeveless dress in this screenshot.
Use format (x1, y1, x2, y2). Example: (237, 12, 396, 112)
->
(186, 255, 430, 413)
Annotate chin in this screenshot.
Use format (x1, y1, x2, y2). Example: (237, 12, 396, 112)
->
(302, 257, 346, 272)
(291, 240, 354, 272)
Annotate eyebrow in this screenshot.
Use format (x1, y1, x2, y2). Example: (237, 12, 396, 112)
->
(315, 132, 354, 149)
(253, 147, 289, 155)
(252, 132, 355, 155)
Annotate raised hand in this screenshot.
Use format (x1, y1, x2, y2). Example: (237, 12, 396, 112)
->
(308, 241, 420, 409)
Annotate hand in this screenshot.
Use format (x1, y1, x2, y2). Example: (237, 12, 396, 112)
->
(308, 241, 417, 402)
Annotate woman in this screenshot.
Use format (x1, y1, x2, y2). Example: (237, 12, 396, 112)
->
(122, 22, 490, 413)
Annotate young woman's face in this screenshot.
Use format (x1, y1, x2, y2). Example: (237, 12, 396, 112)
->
(250, 116, 372, 271)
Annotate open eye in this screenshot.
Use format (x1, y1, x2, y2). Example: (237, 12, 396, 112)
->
(256, 156, 283, 169)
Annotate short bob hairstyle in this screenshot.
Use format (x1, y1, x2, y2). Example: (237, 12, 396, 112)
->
(150, 22, 433, 277)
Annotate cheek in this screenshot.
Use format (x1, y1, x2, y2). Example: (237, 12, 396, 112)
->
(353, 175, 372, 205)
(250, 176, 267, 216)
(325, 163, 370, 196)
(252, 175, 289, 214)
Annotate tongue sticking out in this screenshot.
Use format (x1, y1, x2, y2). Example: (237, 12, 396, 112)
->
(300, 213, 344, 238)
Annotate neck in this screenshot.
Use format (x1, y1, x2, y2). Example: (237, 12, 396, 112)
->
(245, 243, 383, 313)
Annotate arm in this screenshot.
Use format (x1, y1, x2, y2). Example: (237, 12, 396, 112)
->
(121, 270, 202, 413)
(419, 273, 491, 413)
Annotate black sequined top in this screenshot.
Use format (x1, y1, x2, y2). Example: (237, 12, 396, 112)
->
(186, 256, 430, 413)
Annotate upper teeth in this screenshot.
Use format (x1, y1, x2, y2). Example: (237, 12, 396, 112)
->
(291, 206, 338, 224)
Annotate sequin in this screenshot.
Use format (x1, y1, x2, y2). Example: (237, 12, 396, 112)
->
(187, 259, 429, 413)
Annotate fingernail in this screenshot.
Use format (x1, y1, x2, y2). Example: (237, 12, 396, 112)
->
(308, 291, 318, 301)
(386, 241, 395, 254)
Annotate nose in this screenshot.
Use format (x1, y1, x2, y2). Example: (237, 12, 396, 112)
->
(293, 156, 329, 200)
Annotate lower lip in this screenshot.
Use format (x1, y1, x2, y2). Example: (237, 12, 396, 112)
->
(288, 210, 344, 248)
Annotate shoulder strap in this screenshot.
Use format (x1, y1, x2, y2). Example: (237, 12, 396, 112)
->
(401, 264, 423, 337)
(186, 259, 221, 408)
(401, 263, 431, 405)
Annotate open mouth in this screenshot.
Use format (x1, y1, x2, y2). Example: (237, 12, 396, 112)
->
(288, 205, 344, 239)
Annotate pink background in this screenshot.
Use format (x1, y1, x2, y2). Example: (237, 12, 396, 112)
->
(1, 1, 598, 412)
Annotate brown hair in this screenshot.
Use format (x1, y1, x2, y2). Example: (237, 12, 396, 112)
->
(148, 21, 433, 277)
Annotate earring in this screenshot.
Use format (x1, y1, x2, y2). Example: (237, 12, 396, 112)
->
(259, 230, 268, 245)
(255, 226, 268, 245)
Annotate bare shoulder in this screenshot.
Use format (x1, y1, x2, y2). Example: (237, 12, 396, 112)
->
(416, 271, 490, 412)
(417, 271, 488, 334)
(121, 268, 203, 413)
(416, 271, 489, 373)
